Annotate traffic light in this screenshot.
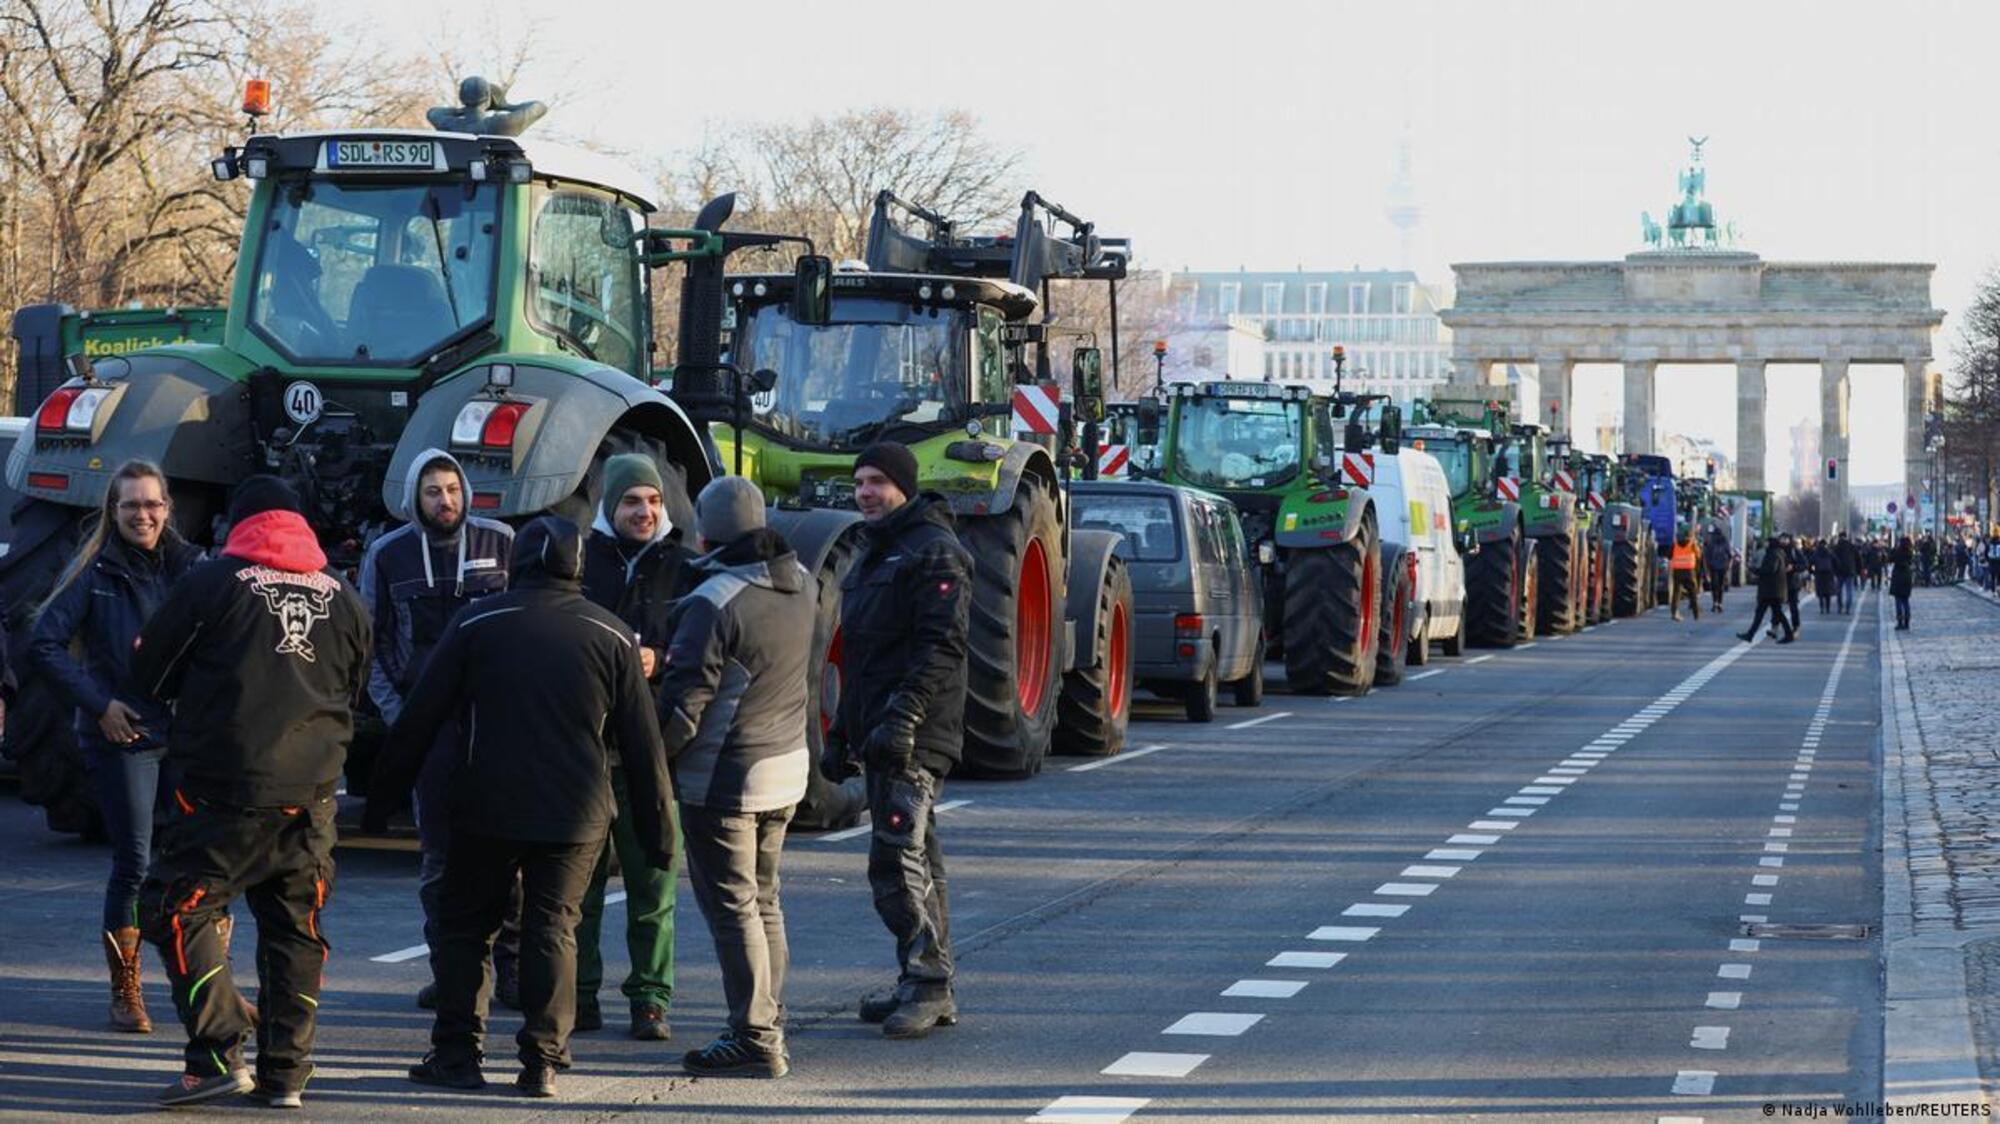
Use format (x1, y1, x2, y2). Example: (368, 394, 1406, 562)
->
(1826, 458, 1839, 482)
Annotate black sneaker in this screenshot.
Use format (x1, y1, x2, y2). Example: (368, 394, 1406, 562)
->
(408, 1052, 486, 1091)
(249, 1065, 311, 1109)
(883, 991, 958, 1039)
(630, 1002, 672, 1041)
(516, 1067, 557, 1098)
(158, 1069, 253, 1106)
(682, 1032, 789, 1078)
(574, 999, 603, 1033)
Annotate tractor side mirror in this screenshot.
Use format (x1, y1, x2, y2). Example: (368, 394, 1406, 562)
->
(1343, 419, 1367, 454)
(749, 367, 779, 394)
(1136, 397, 1161, 446)
(792, 254, 833, 326)
(1378, 404, 1402, 454)
(1073, 347, 1105, 423)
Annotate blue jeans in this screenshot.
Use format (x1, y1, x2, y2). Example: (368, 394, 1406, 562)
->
(85, 744, 169, 931)
(1837, 576, 1856, 613)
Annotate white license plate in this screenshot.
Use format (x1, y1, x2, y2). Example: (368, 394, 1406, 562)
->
(323, 139, 440, 170)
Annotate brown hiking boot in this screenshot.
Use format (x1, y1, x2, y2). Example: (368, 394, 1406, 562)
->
(103, 928, 152, 1033)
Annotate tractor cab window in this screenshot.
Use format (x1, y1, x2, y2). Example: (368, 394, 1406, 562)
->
(1172, 396, 1303, 490)
(972, 307, 1009, 404)
(1424, 439, 1473, 493)
(250, 180, 499, 365)
(1494, 442, 1526, 480)
(527, 187, 646, 376)
(737, 297, 969, 449)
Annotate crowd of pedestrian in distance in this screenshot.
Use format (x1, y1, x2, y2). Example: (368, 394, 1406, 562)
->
(0, 439, 968, 1107)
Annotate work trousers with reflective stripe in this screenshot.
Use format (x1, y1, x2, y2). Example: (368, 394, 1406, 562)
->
(139, 794, 334, 1091)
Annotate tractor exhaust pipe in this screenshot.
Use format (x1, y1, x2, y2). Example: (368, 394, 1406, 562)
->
(672, 194, 737, 424)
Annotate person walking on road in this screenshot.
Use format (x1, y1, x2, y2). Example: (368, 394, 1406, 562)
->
(1833, 531, 1859, 615)
(372, 516, 675, 1100)
(1781, 533, 1806, 635)
(658, 477, 812, 1078)
(29, 461, 203, 1035)
(357, 450, 516, 1011)
(1669, 525, 1702, 621)
(1891, 534, 1915, 630)
(824, 441, 971, 1040)
(1702, 525, 1732, 613)
(128, 476, 371, 1108)
(574, 454, 692, 1041)
(1986, 535, 2000, 593)
(1738, 536, 1797, 645)
(1810, 540, 1836, 615)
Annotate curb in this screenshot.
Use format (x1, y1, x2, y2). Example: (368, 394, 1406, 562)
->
(1879, 592, 1994, 1108)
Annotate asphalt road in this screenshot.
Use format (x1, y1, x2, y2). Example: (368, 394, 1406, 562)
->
(0, 589, 1884, 1122)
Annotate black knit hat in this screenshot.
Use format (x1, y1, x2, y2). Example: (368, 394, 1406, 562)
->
(854, 441, 919, 500)
(228, 475, 302, 525)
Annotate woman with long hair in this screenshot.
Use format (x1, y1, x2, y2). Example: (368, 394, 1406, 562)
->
(28, 460, 202, 1033)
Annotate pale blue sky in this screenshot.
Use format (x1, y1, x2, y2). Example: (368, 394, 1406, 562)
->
(331, 0, 1995, 487)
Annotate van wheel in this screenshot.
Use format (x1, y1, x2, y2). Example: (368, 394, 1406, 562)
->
(1407, 605, 1432, 667)
(1231, 632, 1266, 707)
(1185, 656, 1218, 723)
(1374, 561, 1411, 687)
(1441, 603, 1467, 657)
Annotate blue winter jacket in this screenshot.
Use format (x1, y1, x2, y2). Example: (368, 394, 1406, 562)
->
(28, 531, 202, 754)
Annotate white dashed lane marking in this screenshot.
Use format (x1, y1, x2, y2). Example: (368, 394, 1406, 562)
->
(1067, 744, 1169, 773)
(1102, 1052, 1208, 1078)
(1035, 1096, 1149, 1122)
(1221, 979, 1307, 999)
(1162, 1012, 1263, 1037)
(1268, 951, 1346, 969)
(1224, 712, 1292, 731)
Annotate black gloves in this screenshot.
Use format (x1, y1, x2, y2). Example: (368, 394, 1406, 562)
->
(820, 729, 861, 784)
(862, 715, 916, 772)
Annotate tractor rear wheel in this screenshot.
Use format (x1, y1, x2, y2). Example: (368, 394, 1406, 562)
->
(791, 533, 867, 830)
(1537, 530, 1581, 635)
(1282, 515, 1380, 696)
(1613, 538, 1643, 617)
(1055, 553, 1133, 757)
(1466, 529, 1526, 647)
(958, 483, 1064, 777)
(1375, 556, 1412, 687)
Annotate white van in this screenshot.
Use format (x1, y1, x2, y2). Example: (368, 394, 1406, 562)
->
(1370, 446, 1468, 665)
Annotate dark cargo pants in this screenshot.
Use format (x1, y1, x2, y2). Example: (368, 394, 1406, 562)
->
(429, 830, 600, 1071)
(139, 793, 334, 1092)
(681, 803, 792, 1050)
(866, 767, 952, 996)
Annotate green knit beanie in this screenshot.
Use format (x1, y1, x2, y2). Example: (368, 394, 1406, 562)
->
(601, 453, 666, 522)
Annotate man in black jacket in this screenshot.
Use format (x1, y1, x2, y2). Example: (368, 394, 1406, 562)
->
(1738, 537, 1797, 645)
(129, 476, 372, 1108)
(1832, 531, 1859, 614)
(575, 453, 691, 1040)
(825, 441, 971, 1040)
(371, 516, 675, 1100)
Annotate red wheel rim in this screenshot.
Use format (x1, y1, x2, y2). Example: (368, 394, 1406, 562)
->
(818, 627, 844, 736)
(1107, 600, 1130, 717)
(1016, 537, 1053, 716)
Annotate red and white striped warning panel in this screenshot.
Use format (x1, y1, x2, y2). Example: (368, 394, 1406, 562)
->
(1496, 476, 1521, 503)
(1097, 445, 1130, 478)
(1011, 384, 1060, 435)
(1586, 490, 1605, 511)
(1552, 469, 1575, 493)
(1341, 451, 1375, 488)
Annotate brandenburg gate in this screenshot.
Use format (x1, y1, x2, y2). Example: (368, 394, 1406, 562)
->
(1438, 140, 1943, 528)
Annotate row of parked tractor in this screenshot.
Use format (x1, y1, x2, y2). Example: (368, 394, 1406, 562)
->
(0, 76, 1755, 838)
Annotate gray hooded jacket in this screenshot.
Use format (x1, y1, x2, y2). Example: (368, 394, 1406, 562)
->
(657, 528, 813, 813)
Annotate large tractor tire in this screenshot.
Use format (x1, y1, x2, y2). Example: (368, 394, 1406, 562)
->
(791, 533, 867, 831)
(1282, 514, 1381, 697)
(1612, 538, 1644, 617)
(1536, 530, 1582, 636)
(1375, 552, 1413, 687)
(1466, 529, 1528, 648)
(1517, 540, 1540, 642)
(958, 482, 1064, 777)
(1055, 553, 1133, 757)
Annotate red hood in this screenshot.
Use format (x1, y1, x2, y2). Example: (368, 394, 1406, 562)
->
(222, 510, 328, 573)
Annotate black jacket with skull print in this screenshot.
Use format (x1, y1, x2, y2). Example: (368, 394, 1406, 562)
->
(127, 508, 372, 807)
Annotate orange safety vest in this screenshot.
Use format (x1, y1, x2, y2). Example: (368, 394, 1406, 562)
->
(1671, 542, 1698, 571)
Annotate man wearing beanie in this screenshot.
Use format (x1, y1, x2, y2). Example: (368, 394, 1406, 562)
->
(575, 452, 691, 1040)
(658, 475, 812, 1077)
(128, 476, 371, 1107)
(357, 449, 517, 1010)
(830, 441, 971, 1039)
(371, 516, 675, 1100)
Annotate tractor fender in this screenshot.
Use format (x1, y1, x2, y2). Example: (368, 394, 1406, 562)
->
(1273, 490, 1375, 550)
(766, 506, 865, 579)
(6, 349, 257, 510)
(385, 360, 713, 519)
(1063, 528, 1123, 671)
(1473, 501, 1524, 544)
(942, 440, 1059, 523)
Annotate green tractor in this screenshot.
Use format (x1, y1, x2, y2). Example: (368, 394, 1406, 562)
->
(9, 305, 226, 413)
(1142, 359, 1391, 697)
(1602, 458, 1662, 616)
(1566, 450, 1619, 625)
(1408, 396, 1538, 647)
(1, 77, 722, 833)
(1504, 422, 1585, 637)
(667, 189, 1136, 782)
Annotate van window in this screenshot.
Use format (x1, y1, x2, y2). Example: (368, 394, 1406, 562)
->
(1220, 509, 1247, 568)
(1191, 502, 1226, 566)
(1073, 492, 1182, 562)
